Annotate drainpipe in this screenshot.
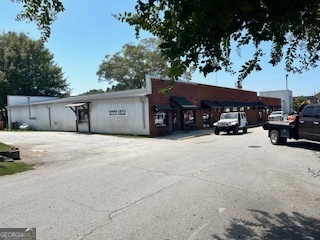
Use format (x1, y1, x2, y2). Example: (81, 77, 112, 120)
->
(46, 105, 51, 128)
(27, 97, 35, 120)
(140, 97, 146, 129)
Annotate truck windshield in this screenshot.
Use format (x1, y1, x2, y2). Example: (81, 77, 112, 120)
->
(221, 113, 238, 119)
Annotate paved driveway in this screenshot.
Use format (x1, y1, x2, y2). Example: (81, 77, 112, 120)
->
(0, 128, 319, 239)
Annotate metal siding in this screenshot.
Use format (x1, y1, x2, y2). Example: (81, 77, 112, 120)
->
(49, 104, 77, 131)
(7, 97, 150, 135)
(90, 97, 150, 135)
(8, 103, 76, 131)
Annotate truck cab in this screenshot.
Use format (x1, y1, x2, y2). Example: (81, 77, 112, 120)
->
(298, 103, 320, 141)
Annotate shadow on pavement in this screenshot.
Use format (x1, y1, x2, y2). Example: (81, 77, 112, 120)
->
(212, 209, 320, 240)
(286, 141, 320, 152)
(157, 129, 214, 140)
(157, 126, 258, 140)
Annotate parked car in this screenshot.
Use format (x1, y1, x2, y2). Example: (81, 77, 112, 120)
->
(268, 111, 287, 121)
(213, 112, 248, 135)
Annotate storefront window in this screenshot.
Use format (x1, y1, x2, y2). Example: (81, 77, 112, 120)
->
(203, 113, 210, 128)
(225, 107, 230, 112)
(185, 110, 195, 124)
(155, 112, 167, 128)
(232, 107, 238, 112)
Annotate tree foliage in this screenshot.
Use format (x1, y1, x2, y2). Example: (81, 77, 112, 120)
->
(120, 0, 320, 84)
(97, 38, 193, 91)
(292, 97, 308, 111)
(11, 0, 65, 41)
(80, 89, 105, 95)
(0, 31, 70, 109)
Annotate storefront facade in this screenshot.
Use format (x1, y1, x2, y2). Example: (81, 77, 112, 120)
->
(147, 76, 281, 136)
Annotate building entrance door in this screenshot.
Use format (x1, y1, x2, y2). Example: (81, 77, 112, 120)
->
(172, 109, 183, 132)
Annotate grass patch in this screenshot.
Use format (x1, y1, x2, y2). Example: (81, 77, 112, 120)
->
(0, 162, 34, 176)
(0, 142, 13, 151)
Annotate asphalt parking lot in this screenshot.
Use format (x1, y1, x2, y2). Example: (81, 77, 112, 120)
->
(0, 127, 319, 239)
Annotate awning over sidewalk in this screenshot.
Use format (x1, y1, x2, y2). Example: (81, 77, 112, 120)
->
(154, 105, 173, 112)
(234, 101, 257, 107)
(170, 96, 198, 109)
(215, 101, 239, 107)
(201, 100, 222, 108)
(257, 102, 269, 109)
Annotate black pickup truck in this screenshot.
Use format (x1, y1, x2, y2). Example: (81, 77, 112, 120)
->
(263, 103, 320, 145)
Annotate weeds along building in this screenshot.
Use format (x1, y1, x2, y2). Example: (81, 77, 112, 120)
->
(6, 75, 281, 137)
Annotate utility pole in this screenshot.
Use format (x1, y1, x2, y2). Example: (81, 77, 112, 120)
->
(286, 74, 288, 90)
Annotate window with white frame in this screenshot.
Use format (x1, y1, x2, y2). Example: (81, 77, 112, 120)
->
(155, 111, 168, 128)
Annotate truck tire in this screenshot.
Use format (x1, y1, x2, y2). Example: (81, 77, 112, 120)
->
(270, 130, 280, 145)
(233, 125, 238, 134)
(214, 128, 220, 135)
(243, 127, 247, 134)
(270, 130, 287, 145)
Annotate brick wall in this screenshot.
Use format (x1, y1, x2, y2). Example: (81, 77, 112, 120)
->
(148, 78, 281, 136)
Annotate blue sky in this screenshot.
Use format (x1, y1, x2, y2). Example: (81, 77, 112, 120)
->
(1, 0, 319, 96)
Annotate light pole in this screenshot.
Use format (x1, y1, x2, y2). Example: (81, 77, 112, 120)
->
(286, 74, 288, 90)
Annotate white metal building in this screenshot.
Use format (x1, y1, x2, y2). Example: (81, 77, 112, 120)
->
(7, 88, 150, 135)
(258, 90, 293, 114)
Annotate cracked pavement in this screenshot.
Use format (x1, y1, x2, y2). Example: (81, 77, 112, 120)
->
(0, 128, 319, 239)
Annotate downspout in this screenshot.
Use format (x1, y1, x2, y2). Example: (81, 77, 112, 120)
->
(87, 102, 91, 133)
(7, 108, 11, 130)
(140, 97, 146, 129)
(46, 105, 51, 128)
(27, 97, 35, 120)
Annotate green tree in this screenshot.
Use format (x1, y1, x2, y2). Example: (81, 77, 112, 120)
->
(97, 38, 193, 91)
(120, 0, 320, 85)
(80, 89, 105, 95)
(292, 97, 308, 111)
(0, 31, 70, 109)
(11, 0, 65, 40)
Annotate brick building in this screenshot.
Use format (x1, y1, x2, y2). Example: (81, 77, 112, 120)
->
(6, 75, 281, 137)
(147, 76, 281, 136)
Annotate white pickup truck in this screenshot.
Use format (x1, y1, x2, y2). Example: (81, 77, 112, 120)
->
(213, 112, 248, 135)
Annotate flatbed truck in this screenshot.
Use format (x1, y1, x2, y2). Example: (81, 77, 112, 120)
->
(263, 103, 320, 145)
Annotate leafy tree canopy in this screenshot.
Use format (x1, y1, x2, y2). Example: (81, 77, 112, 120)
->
(120, 0, 320, 85)
(11, 0, 65, 41)
(80, 89, 105, 95)
(292, 97, 308, 111)
(0, 31, 70, 109)
(97, 38, 194, 91)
